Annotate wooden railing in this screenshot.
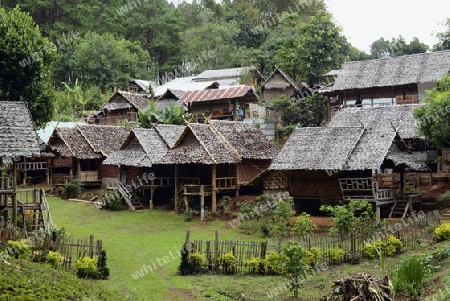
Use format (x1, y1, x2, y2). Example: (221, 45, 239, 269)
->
(216, 177, 237, 189)
(78, 171, 99, 182)
(16, 161, 47, 170)
(0, 176, 13, 191)
(339, 177, 395, 202)
(53, 174, 72, 184)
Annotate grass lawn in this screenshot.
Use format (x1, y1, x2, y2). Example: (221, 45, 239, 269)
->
(46, 196, 450, 301)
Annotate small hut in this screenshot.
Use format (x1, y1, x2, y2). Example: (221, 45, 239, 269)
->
(261, 67, 300, 103)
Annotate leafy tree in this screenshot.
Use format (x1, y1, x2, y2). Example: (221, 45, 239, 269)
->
(413, 75, 450, 149)
(370, 36, 428, 58)
(271, 94, 327, 127)
(279, 241, 309, 298)
(269, 197, 296, 238)
(292, 212, 317, 237)
(69, 32, 151, 92)
(0, 6, 55, 128)
(320, 200, 374, 238)
(434, 18, 450, 51)
(276, 11, 349, 85)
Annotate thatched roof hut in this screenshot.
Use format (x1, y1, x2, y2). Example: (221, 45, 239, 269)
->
(102, 90, 150, 112)
(77, 125, 129, 157)
(49, 127, 102, 159)
(270, 126, 428, 172)
(0, 101, 40, 160)
(261, 67, 300, 102)
(327, 105, 421, 139)
(332, 50, 450, 91)
(103, 125, 184, 167)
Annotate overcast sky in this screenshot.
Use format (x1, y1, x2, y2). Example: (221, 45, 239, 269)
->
(324, 0, 450, 53)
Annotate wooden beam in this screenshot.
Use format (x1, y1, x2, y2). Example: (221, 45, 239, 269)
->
(400, 171, 405, 199)
(174, 165, 179, 213)
(12, 159, 17, 227)
(200, 185, 204, 222)
(23, 157, 27, 185)
(212, 164, 217, 212)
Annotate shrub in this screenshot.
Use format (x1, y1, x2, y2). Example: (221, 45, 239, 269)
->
(184, 208, 194, 222)
(96, 250, 110, 279)
(101, 190, 122, 211)
(46, 251, 63, 268)
(219, 252, 236, 274)
(386, 235, 403, 256)
(8, 239, 32, 261)
(438, 190, 450, 203)
(189, 252, 205, 273)
(75, 256, 98, 279)
(363, 236, 403, 259)
(389, 256, 426, 299)
(434, 222, 450, 242)
(244, 257, 265, 275)
(179, 243, 192, 275)
(265, 252, 281, 275)
(328, 247, 344, 264)
(306, 247, 322, 267)
(363, 243, 378, 259)
(219, 196, 232, 215)
(64, 179, 81, 199)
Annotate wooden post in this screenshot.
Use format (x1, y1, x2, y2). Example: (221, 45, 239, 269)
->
(214, 230, 219, 267)
(77, 158, 81, 181)
(376, 206, 381, 222)
(89, 234, 94, 258)
(212, 164, 216, 213)
(184, 186, 188, 212)
(174, 165, 179, 212)
(400, 170, 405, 199)
(200, 185, 204, 222)
(12, 159, 17, 227)
(235, 164, 239, 197)
(22, 157, 27, 185)
(150, 177, 154, 210)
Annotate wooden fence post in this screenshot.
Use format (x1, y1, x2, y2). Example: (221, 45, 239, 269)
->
(89, 234, 94, 258)
(214, 230, 219, 267)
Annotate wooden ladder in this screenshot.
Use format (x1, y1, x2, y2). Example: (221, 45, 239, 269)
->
(117, 182, 144, 210)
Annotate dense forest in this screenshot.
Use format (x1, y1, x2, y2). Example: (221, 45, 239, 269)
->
(1, 0, 449, 124)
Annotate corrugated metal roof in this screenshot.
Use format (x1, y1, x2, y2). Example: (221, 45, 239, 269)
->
(192, 67, 251, 81)
(177, 86, 255, 104)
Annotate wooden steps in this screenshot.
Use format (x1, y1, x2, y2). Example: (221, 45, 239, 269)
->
(390, 201, 409, 218)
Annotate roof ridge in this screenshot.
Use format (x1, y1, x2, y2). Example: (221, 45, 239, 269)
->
(76, 124, 103, 156)
(133, 128, 159, 165)
(55, 128, 77, 158)
(341, 127, 367, 170)
(187, 123, 217, 164)
(207, 121, 242, 160)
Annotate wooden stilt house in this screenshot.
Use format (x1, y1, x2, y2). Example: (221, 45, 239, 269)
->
(0, 101, 51, 233)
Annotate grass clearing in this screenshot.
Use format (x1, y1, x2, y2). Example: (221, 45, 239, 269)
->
(46, 196, 450, 300)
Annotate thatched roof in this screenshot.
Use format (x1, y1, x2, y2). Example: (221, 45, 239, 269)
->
(332, 50, 450, 91)
(0, 101, 40, 159)
(154, 124, 185, 148)
(270, 127, 364, 170)
(49, 127, 101, 159)
(77, 125, 129, 156)
(102, 90, 150, 112)
(208, 120, 278, 160)
(130, 79, 158, 93)
(385, 143, 429, 171)
(103, 125, 184, 167)
(328, 105, 421, 139)
(177, 86, 256, 104)
(270, 126, 428, 172)
(159, 123, 240, 165)
(262, 67, 300, 90)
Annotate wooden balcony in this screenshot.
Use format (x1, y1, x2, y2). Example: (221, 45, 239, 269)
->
(216, 177, 238, 190)
(339, 177, 396, 203)
(16, 161, 47, 170)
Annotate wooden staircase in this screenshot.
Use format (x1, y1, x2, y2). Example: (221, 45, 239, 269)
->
(173, 187, 185, 213)
(389, 201, 410, 218)
(440, 208, 450, 222)
(117, 182, 144, 210)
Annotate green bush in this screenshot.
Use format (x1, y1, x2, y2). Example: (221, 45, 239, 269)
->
(434, 222, 450, 242)
(244, 257, 265, 275)
(46, 251, 63, 269)
(189, 252, 205, 273)
(363, 243, 378, 259)
(328, 247, 344, 264)
(219, 252, 236, 274)
(101, 190, 122, 211)
(389, 256, 426, 299)
(363, 235, 403, 259)
(179, 243, 192, 275)
(438, 190, 450, 203)
(8, 239, 32, 261)
(265, 252, 281, 275)
(96, 250, 110, 279)
(74, 256, 98, 279)
(306, 247, 322, 266)
(386, 235, 403, 256)
(64, 179, 81, 199)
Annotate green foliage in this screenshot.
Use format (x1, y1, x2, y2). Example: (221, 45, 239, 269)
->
(269, 197, 296, 239)
(101, 190, 123, 211)
(64, 179, 81, 199)
(7, 239, 32, 261)
(179, 243, 192, 275)
(271, 94, 327, 127)
(389, 256, 426, 299)
(433, 18, 450, 51)
(96, 250, 110, 279)
(438, 191, 450, 203)
(189, 252, 206, 273)
(219, 252, 236, 274)
(0, 6, 55, 128)
(139, 101, 191, 128)
(279, 241, 308, 297)
(74, 256, 98, 279)
(219, 196, 232, 215)
(434, 222, 450, 242)
(46, 251, 63, 269)
(265, 252, 281, 275)
(386, 235, 404, 256)
(413, 75, 450, 149)
(364, 235, 404, 259)
(328, 247, 344, 265)
(305, 247, 322, 267)
(320, 200, 374, 238)
(69, 31, 151, 91)
(244, 256, 266, 275)
(292, 212, 317, 237)
(370, 36, 428, 58)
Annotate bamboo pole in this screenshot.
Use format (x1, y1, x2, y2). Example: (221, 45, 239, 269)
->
(174, 165, 179, 212)
(212, 164, 216, 212)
